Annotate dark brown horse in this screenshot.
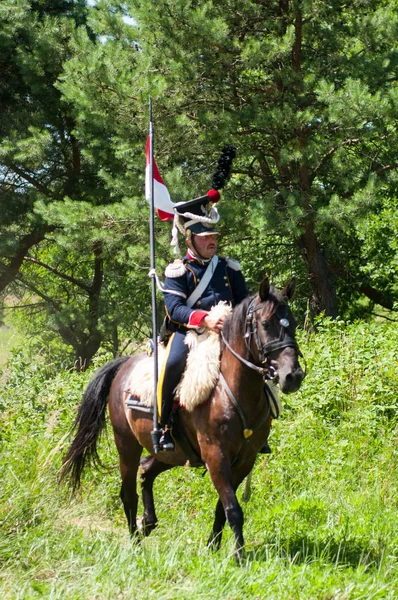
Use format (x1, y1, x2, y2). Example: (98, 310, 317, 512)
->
(60, 277, 304, 561)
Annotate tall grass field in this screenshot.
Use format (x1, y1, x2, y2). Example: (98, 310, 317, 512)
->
(1, 318, 398, 599)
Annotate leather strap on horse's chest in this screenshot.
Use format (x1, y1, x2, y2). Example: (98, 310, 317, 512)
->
(219, 373, 270, 441)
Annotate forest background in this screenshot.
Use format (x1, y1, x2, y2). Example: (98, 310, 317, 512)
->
(1, 0, 398, 366)
(1, 1, 398, 598)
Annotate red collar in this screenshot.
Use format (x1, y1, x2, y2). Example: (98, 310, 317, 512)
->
(186, 249, 210, 265)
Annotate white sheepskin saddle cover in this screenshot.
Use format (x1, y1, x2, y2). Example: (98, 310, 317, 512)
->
(127, 302, 233, 411)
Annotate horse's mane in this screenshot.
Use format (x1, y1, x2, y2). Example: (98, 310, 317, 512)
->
(223, 287, 286, 345)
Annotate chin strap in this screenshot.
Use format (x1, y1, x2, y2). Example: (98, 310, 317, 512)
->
(187, 246, 211, 265)
(171, 215, 180, 255)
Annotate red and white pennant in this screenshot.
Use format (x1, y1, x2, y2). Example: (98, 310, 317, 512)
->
(145, 136, 175, 221)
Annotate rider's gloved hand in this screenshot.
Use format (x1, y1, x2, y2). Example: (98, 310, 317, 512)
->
(200, 313, 225, 333)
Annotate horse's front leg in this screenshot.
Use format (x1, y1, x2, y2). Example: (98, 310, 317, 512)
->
(206, 451, 244, 563)
(207, 499, 227, 551)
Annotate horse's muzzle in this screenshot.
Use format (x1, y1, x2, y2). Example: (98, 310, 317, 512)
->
(279, 367, 305, 394)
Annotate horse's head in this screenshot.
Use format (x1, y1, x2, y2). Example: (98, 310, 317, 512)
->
(246, 276, 305, 393)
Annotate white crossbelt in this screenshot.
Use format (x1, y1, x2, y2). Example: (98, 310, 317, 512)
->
(186, 255, 219, 307)
(149, 254, 219, 305)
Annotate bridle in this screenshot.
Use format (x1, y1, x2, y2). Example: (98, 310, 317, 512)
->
(219, 295, 304, 460)
(221, 296, 302, 381)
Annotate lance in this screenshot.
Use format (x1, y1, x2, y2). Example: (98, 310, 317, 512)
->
(148, 98, 161, 453)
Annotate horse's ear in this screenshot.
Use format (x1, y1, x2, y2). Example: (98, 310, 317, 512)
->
(259, 276, 270, 301)
(282, 278, 296, 301)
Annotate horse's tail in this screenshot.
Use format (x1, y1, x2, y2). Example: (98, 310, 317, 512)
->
(59, 356, 130, 492)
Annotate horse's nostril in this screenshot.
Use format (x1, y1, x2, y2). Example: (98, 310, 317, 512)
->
(280, 368, 305, 393)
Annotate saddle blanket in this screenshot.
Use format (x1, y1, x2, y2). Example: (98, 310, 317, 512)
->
(126, 302, 232, 411)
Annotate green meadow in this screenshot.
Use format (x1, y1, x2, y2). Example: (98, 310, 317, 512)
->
(1, 318, 398, 599)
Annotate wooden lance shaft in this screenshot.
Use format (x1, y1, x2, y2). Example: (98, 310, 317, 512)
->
(148, 98, 161, 453)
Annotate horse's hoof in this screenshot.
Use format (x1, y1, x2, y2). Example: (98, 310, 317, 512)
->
(139, 517, 158, 537)
(207, 534, 222, 552)
(129, 528, 141, 543)
(234, 548, 245, 566)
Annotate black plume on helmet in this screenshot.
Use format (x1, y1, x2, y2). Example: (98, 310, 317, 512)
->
(211, 145, 237, 190)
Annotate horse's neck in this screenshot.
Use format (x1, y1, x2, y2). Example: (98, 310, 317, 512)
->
(220, 336, 263, 401)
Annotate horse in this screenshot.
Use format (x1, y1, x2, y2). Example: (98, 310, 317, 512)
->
(60, 276, 305, 562)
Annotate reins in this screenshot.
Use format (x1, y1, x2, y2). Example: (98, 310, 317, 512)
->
(220, 332, 275, 379)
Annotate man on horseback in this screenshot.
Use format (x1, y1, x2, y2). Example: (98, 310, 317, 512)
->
(158, 191, 248, 451)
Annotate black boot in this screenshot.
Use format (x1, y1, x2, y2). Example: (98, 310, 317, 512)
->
(159, 428, 175, 451)
(258, 442, 272, 454)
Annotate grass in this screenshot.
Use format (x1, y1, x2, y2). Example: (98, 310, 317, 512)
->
(1, 318, 398, 598)
(0, 325, 18, 368)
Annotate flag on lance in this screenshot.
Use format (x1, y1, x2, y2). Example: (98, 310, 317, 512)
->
(145, 136, 175, 221)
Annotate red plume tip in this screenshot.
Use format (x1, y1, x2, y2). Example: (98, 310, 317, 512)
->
(207, 189, 221, 203)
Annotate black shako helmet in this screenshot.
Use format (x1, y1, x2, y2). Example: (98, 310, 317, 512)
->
(171, 146, 236, 251)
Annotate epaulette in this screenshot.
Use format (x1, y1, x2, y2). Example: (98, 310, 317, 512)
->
(226, 257, 242, 271)
(165, 259, 186, 278)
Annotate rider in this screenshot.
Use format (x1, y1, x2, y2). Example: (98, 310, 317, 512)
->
(158, 190, 248, 451)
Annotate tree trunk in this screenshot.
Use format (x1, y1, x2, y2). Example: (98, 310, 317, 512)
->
(73, 242, 104, 370)
(0, 229, 52, 294)
(73, 334, 102, 371)
(299, 222, 339, 317)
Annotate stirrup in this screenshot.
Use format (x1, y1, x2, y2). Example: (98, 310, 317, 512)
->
(159, 429, 175, 451)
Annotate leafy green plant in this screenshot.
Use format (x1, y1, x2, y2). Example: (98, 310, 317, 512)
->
(1, 320, 398, 598)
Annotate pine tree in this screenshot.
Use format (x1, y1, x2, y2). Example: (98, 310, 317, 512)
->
(128, 0, 398, 316)
(0, 0, 154, 365)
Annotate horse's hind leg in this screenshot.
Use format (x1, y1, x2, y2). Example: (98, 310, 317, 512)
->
(115, 433, 143, 537)
(139, 456, 173, 536)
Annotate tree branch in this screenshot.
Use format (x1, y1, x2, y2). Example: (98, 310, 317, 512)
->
(374, 163, 398, 176)
(370, 312, 398, 322)
(15, 276, 62, 310)
(358, 285, 396, 311)
(23, 257, 91, 293)
(312, 138, 361, 180)
(7, 163, 52, 195)
(0, 228, 54, 294)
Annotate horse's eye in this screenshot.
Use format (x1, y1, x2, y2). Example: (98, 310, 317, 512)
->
(262, 320, 270, 330)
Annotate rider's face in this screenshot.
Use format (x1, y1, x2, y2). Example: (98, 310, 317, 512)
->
(192, 234, 218, 259)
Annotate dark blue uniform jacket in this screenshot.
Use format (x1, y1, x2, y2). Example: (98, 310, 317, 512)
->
(163, 255, 248, 332)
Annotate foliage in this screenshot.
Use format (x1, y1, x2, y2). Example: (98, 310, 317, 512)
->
(1, 0, 398, 364)
(0, 0, 156, 366)
(1, 320, 398, 598)
(126, 0, 398, 317)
